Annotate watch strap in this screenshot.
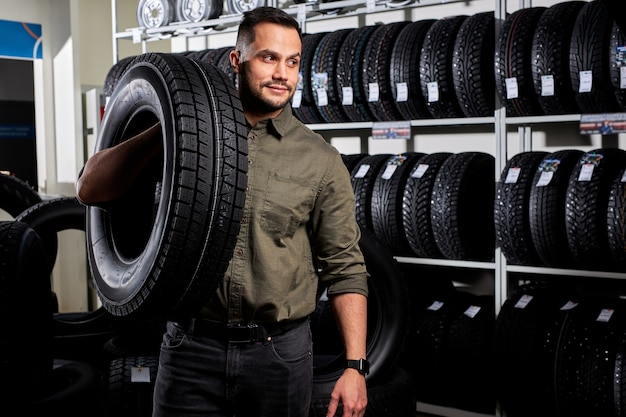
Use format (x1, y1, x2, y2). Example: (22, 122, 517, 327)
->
(346, 358, 370, 375)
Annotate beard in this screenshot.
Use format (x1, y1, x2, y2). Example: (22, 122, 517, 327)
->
(238, 61, 294, 114)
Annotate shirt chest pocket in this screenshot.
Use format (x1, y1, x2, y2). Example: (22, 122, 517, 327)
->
(261, 173, 317, 239)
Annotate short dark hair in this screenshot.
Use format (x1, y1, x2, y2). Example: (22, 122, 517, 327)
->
(235, 6, 302, 52)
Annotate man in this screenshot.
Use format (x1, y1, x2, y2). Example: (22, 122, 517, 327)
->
(76, 6, 368, 417)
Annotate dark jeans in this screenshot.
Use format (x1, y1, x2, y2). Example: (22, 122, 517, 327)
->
(152, 319, 313, 417)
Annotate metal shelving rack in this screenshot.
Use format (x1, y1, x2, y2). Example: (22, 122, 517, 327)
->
(111, 1, 626, 416)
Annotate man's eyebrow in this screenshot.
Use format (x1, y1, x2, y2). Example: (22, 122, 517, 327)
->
(256, 49, 301, 59)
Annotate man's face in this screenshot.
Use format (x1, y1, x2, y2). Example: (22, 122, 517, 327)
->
(234, 22, 302, 119)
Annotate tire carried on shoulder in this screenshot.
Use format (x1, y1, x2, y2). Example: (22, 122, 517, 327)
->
(87, 52, 248, 318)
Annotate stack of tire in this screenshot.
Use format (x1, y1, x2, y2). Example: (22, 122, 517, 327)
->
(124, 1, 625, 124)
(344, 151, 496, 262)
(494, 147, 626, 272)
(0, 175, 101, 415)
(290, 0, 623, 123)
(494, 282, 626, 417)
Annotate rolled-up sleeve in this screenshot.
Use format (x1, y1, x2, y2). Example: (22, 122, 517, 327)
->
(310, 150, 369, 297)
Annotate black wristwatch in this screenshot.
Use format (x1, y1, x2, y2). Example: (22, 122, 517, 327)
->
(346, 358, 370, 375)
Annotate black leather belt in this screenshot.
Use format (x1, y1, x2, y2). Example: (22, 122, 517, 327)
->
(173, 316, 308, 343)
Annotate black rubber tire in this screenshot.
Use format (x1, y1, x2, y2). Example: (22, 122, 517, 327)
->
(494, 282, 579, 417)
(336, 26, 379, 122)
(103, 355, 160, 417)
(565, 148, 626, 271)
(0, 220, 54, 406)
(341, 153, 369, 174)
(607, 166, 626, 270)
(311, 29, 353, 123)
(420, 15, 467, 118)
(370, 152, 425, 255)
(15, 196, 85, 274)
(569, 0, 621, 113)
(452, 11, 496, 117)
(103, 56, 137, 97)
(26, 359, 100, 416)
(494, 7, 546, 117)
(494, 151, 548, 266)
(293, 33, 327, 124)
(528, 149, 584, 268)
(389, 19, 436, 120)
(401, 152, 452, 258)
(440, 292, 495, 414)
(0, 172, 42, 217)
(431, 152, 496, 261)
(555, 294, 626, 417)
(312, 227, 409, 388)
(610, 21, 626, 111)
(350, 153, 393, 234)
(362, 21, 409, 121)
(87, 52, 248, 318)
(530, 1, 585, 115)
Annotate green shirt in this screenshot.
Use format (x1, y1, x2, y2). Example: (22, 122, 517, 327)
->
(202, 104, 368, 324)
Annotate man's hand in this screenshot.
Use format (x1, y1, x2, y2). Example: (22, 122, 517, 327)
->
(325, 368, 367, 417)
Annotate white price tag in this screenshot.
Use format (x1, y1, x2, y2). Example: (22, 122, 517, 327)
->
(368, 83, 380, 102)
(131, 366, 152, 383)
(464, 305, 481, 318)
(505, 77, 519, 99)
(427, 81, 439, 102)
(579, 70, 593, 92)
(316, 88, 328, 107)
(541, 75, 554, 96)
(411, 164, 429, 179)
(342, 86, 354, 106)
(621, 66, 626, 89)
(505, 167, 521, 184)
(560, 300, 578, 311)
(396, 82, 408, 102)
(536, 171, 554, 187)
(427, 301, 444, 311)
(292, 89, 302, 108)
(596, 308, 614, 322)
(514, 294, 533, 309)
(354, 164, 371, 179)
(366, 0, 376, 12)
(578, 163, 594, 181)
(381, 164, 398, 180)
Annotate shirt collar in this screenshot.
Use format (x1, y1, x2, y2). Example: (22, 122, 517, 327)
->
(251, 104, 293, 139)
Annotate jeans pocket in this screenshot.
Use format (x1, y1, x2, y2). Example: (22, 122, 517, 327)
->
(269, 322, 313, 363)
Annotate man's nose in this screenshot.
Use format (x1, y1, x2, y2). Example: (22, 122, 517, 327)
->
(274, 63, 288, 80)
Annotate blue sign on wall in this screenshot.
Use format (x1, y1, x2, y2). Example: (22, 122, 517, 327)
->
(0, 19, 42, 59)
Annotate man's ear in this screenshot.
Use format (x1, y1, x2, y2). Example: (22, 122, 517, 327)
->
(230, 50, 241, 74)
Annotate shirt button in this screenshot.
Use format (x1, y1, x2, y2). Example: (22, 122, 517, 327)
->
(236, 249, 243, 257)
(248, 159, 253, 165)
